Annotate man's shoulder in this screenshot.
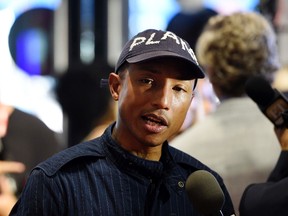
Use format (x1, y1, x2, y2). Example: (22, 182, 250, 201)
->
(169, 145, 213, 172)
(35, 138, 106, 176)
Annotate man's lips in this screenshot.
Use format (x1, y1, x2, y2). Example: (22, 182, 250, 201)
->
(142, 113, 168, 126)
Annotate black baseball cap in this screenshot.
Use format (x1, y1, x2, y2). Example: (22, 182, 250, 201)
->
(115, 29, 205, 79)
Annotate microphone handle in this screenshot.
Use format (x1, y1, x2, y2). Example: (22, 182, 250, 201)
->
(261, 91, 288, 127)
(282, 110, 288, 128)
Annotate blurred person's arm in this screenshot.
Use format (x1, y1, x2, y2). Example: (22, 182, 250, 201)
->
(239, 127, 288, 215)
(267, 126, 288, 181)
(274, 125, 288, 150)
(0, 161, 25, 216)
(0, 161, 25, 174)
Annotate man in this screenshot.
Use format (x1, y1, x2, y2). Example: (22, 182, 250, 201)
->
(55, 63, 116, 146)
(170, 12, 281, 214)
(0, 161, 25, 216)
(0, 101, 62, 216)
(0, 102, 62, 195)
(240, 119, 288, 216)
(10, 29, 235, 215)
(167, 0, 218, 51)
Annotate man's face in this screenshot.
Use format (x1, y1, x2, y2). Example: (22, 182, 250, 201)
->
(109, 58, 196, 148)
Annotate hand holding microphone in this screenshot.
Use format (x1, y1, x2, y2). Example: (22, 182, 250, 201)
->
(245, 76, 288, 128)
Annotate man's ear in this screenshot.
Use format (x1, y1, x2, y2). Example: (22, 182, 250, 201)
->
(109, 72, 121, 101)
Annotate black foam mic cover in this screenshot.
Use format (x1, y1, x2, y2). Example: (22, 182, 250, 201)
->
(185, 170, 225, 216)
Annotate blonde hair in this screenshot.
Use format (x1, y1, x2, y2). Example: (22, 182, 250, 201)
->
(196, 12, 280, 96)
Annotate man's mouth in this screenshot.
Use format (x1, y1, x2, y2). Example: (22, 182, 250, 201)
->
(142, 114, 168, 127)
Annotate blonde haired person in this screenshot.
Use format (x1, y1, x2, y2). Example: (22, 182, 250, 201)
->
(171, 12, 281, 213)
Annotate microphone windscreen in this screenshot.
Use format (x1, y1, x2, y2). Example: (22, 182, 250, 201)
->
(245, 76, 276, 108)
(185, 170, 225, 215)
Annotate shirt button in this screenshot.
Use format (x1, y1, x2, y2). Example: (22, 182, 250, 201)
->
(178, 181, 184, 188)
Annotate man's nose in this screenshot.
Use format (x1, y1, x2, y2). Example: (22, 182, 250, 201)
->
(151, 84, 171, 110)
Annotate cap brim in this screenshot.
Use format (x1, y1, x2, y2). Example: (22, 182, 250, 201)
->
(126, 51, 205, 79)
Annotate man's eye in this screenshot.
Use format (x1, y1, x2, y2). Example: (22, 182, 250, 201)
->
(140, 78, 153, 85)
(173, 86, 186, 92)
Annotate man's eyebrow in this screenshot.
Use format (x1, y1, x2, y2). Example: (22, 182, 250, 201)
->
(135, 64, 159, 74)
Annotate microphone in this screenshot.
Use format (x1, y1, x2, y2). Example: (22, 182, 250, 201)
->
(245, 76, 288, 127)
(185, 170, 225, 216)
